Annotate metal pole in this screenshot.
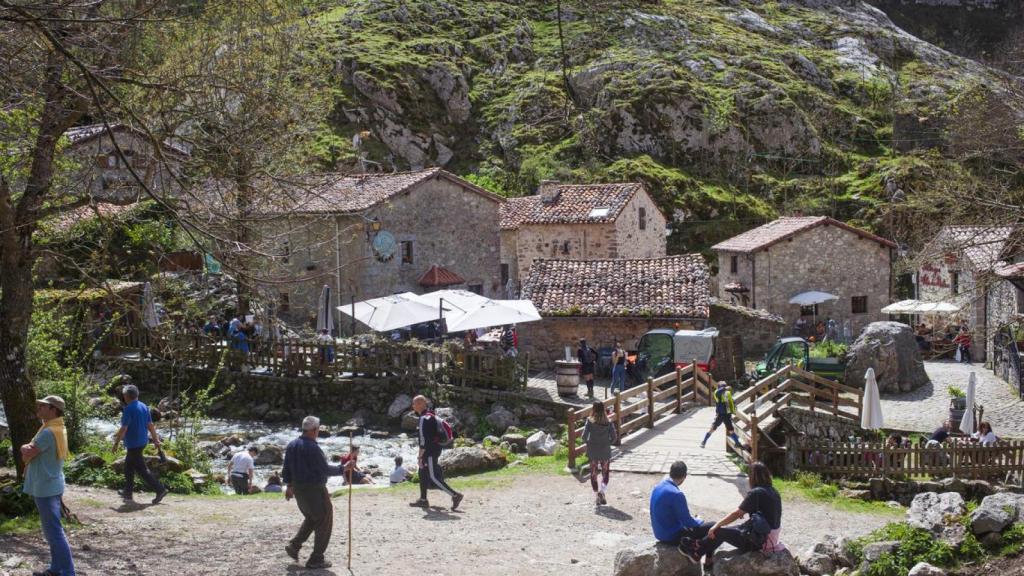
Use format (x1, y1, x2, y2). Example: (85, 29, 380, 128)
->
(350, 295, 355, 337)
(347, 431, 353, 570)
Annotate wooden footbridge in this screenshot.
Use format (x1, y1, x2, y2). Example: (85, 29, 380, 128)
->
(566, 364, 864, 476)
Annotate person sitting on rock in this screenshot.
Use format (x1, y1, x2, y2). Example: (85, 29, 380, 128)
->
(389, 456, 412, 485)
(264, 472, 283, 493)
(341, 446, 374, 485)
(649, 460, 710, 546)
(681, 461, 785, 570)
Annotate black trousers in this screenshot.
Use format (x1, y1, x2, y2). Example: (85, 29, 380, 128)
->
(124, 447, 164, 498)
(230, 474, 249, 495)
(419, 455, 458, 500)
(665, 520, 714, 545)
(696, 526, 756, 559)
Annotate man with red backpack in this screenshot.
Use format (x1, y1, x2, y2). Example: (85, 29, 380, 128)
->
(409, 395, 463, 511)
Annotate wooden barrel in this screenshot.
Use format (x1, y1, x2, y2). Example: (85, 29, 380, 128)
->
(555, 360, 581, 397)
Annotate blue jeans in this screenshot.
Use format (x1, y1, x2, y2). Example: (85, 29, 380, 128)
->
(35, 495, 75, 575)
(611, 364, 627, 393)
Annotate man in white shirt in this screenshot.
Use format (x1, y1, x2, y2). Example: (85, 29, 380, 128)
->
(227, 446, 258, 495)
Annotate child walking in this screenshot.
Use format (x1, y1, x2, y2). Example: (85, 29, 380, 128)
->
(701, 382, 743, 449)
(582, 400, 617, 505)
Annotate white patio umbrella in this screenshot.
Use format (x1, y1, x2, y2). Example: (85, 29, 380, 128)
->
(861, 367, 885, 431)
(881, 300, 961, 315)
(316, 285, 334, 333)
(338, 292, 440, 332)
(789, 291, 838, 328)
(445, 299, 542, 332)
(142, 282, 160, 328)
(959, 372, 977, 435)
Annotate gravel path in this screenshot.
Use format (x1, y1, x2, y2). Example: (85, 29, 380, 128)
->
(881, 360, 1024, 437)
(0, 472, 892, 576)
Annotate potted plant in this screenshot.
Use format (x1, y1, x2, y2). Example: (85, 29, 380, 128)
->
(948, 385, 966, 428)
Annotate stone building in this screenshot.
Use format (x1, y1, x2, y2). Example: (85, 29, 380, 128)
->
(260, 168, 504, 328)
(64, 123, 185, 204)
(713, 216, 896, 339)
(917, 226, 1016, 362)
(499, 180, 667, 291)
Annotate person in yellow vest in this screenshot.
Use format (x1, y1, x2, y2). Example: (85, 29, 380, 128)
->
(700, 383, 743, 449)
(20, 395, 76, 576)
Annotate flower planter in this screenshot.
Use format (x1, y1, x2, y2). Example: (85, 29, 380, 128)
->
(949, 396, 967, 429)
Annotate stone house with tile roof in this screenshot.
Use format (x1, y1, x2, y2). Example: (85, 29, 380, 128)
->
(260, 168, 504, 328)
(713, 216, 896, 339)
(498, 180, 667, 291)
(918, 225, 1018, 362)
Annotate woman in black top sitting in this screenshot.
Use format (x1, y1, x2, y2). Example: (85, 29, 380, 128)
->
(681, 461, 784, 569)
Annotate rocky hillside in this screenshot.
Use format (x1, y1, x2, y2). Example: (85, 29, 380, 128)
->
(311, 0, 1024, 252)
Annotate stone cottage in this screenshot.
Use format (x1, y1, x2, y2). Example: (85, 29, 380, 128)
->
(518, 255, 710, 368)
(259, 168, 504, 328)
(712, 216, 896, 339)
(918, 226, 1016, 362)
(499, 180, 667, 292)
(64, 123, 185, 204)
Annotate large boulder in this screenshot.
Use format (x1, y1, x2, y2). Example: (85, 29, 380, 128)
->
(970, 493, 1024, 534)
(526, 431, 557, 456)
(908, 562, 947, 576)
(613, 541, 701, 576)
(908, 492, 965, 533)
(859, 541, 900, 573)
(439, 447, 507, 475)
(387, 394, 412, 419)
(711, 549, 799, 576)
(255, 444, 283, 466)
(797, 552, 834, 576)
(66, 453, 105, 476)
(485, 404, 518, 435)
(401, 410, 420, 432)
(112, 454, 187, 474)
(844, 321, 929, 392)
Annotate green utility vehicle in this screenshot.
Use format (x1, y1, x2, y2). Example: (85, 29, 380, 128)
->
(753, 337, 846, 381)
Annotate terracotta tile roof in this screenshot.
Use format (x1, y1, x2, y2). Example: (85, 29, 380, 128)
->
(65, 123, 189, 156)
(267, 168, 503, 214)
(931, 226, 1016, 271)
(498, 182, 646, 229)
(996, 262, 1024, 280)
(418, 265, 465, 287)
(712, 216, 896, 253)
(522, 255, 710, 318)
(45, 202, 138, 233)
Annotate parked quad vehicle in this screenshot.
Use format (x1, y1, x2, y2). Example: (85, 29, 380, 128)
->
(634, 327, 719, 383)
(753, 337, 845, 381)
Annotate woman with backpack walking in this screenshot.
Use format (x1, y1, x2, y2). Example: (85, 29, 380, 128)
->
(581, 401, 617, 506)
(679, 461, 785, 570)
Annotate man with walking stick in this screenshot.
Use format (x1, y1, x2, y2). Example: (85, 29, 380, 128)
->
(283, 415, 344, 569)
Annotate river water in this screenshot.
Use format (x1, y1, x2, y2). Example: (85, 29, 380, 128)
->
(86, 417, 420, 492)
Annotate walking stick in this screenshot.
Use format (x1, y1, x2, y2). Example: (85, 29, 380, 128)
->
(347, 431, 353, 570)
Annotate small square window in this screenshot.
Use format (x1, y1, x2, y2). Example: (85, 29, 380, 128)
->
(951, 271, 960, 295)
(852, 296, 868, 314)
(400, 241, 413, 264)
(500, 263, 509, 286)
(639, 207, 647, 230)
(730, 255, 738, 274)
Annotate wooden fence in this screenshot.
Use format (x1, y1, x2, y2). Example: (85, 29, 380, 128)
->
(104, 330, 529, 390)
(792, 439, 1024, 480)
(565, 363, 717, 469)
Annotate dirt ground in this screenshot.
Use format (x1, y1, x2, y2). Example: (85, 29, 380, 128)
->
(0, 471, 893, 576)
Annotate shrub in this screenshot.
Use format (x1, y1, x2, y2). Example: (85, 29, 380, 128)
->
(796, 470, 822, 488)
(1000, 523, 1024, 556)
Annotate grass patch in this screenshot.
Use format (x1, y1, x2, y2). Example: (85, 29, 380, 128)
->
(0, 515, 41, 535)
(775, 472, 902, 516)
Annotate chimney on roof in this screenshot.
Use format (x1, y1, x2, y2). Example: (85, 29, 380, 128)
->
(538, 180, 561, 204)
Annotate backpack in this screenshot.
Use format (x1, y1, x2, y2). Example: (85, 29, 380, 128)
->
(426, 412, 454, 447)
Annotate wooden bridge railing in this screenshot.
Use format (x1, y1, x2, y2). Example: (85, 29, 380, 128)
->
(565, 362, 716, 469)
(103, 330, 529, 390)
(793, 439, 1024, 480)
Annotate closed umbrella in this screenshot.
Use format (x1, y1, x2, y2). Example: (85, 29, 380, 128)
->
(861, 367, 884, 430)
(445, 299, 542, 333)
(338, 292, 440, 332)
(317, 285, 334, 333)
(142, 282, 160, 328)
(959, 372, 977, 435)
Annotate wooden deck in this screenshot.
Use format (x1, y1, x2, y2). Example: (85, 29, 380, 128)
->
(609, 406, 742, 476)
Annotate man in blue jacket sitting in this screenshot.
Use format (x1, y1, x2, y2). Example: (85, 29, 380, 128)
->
(650, 460, 713, 560)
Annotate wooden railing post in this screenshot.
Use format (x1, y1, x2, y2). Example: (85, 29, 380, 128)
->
(750, 413, 759, 463)
(675, 368, 683, 413)
(646, 377, 655, 428)
(614, 394, 623, 446)
(566, 409, 577, 470)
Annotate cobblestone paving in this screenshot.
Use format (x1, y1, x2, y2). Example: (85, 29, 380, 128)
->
(524, 371, 619, 407)
(881, 360, 1024, 437)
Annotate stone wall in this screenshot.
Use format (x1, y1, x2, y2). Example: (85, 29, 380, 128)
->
(986, 278, 1021, 364)
(518, 316, 705, 369)
(271, 176, 503, 328)
(614, 189, 668, 261)
(719, 223, 893, 339)
(709, 302, 785, 356)
(500, 229, 520, 292)
(774, 407, 868, 476)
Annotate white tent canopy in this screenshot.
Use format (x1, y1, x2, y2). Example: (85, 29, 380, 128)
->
(444, 299, 541, 332)
(880, 299, 962, 315)
(788, 291, 839, 306)
(337, 292, 440, 332)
